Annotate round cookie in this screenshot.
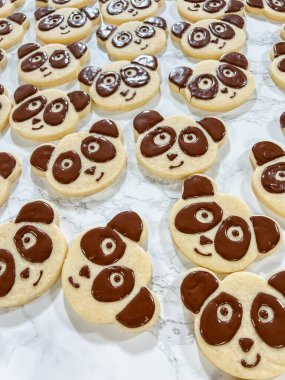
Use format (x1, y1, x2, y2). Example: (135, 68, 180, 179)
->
(78, 55, 160, 112)
(0, 0, 24, 18)
(99, 0, 165, 25)
(0, 200, 67, 307)
(0, 48, 7, 69)
(169, 174, 281, 273)
(0, 13, 29, 50)
(0, 84, 12, 131)
(30, 119, 127, 196)
(171, 15, 246, 60)
(62, 211, 160, 331)
(96, 17, 167, 61)
(169, 52, 255, 112)
(10, 84, 91, 142)
(270, 42, 285, 88)
(181, 268, 285, 379)
(17, 42, 90, 88)
(0, 152, 21, 206)
(34, 6, 100, 44)
(133, 110, 227, 179)
(177, 0, 244, 22)
(246, 0, 285, 22)
(36, 0, 96, 8)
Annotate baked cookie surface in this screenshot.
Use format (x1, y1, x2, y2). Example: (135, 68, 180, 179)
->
(0, 12, 29, 49)
(0, 152, 21, 207)
(246, 0, 285, 22)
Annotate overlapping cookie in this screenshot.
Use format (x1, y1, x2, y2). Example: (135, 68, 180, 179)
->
(251, 141, 285, 218)
(177, 0, 244, 22)
(79, 55, 160, 112)
(169, 52, 255, 112)
(0, 84, 12, 131)
(17, 42, 90, 87)
(96, 17, 167, 61)
(246, 0, 285, 22)
(62, 211, 159, 331)
(0, 0, 24, 17)
(35, 6, 100, 44)
(10, 84, 91, 141)
(0, 12, 29, 49)
(169, 174, 281, 273)
(270, 42, 285, 88)
(133, 110, 227, 179)
(36, 0, 95, 8)
(0, 48, 7, 69)
(30, 119, 126, 196)
(171, 15, 246, 60)
(99, 0, 164, 25)
(0, 200, 67, 307)
(181, 268, 285, 379)
(0, 152, 21, 206)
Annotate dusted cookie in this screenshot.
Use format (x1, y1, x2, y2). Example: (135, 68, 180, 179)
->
(181, 268, 285, 379)
(133, 110, 227, 179)
(246, 0, 285, 22)
(250, 141, 285, 218)
(62, 211, 159, 331)
(17, 42, 90, 88)
(0, 152, 21, 206)
(177, 0, 244, 22)
(10, 84, 91, 141)
(30, 119, 126, 196)
(99, 0, 164, 25)
(35, 6, 100, 44)
(0, 13, 29, 50)
(36, 0, 96, 8)
(0, 0, 24, 18)
(0, 200, 67, 307)
(270, 42, 285, 88)
(96, 17, 167, 61)
(0, 84, 12, 131)
(171, 15, 246, 60)
(169, 52, 255, 112)
(79, 55, 160, 112)
(170, 174, 281, 273)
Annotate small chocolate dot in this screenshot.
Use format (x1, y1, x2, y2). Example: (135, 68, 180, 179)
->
(220, 307, 228, 316)
(24, 237, 30, 243)
(259, 309, 268, 320)
(114, 274, 121, 283)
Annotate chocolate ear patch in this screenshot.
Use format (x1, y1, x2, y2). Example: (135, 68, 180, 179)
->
(182, 175, 215, 200)
(132, 55, 158, 71)
(15, 201, 55, 224)
(221, 14, 245, 29)
(89, 119, 119, 137)
(30, 144, 55, 172)
(0, 153, 16, 179)
(273, 42, 285, 58)
(197, 117, 226, 143)
(96, 24, 117, 41)
(250, 216, 280, 253)
(14, 84, 38, 104)
(34, 6, 55, 20)
(7, 12, 27, 24)
(220, 52, 248, 70)
(171, 22, 191, 39)
(252, 141, 285, 166)
(80, 6, 100, 20)
(68, 91, 90, 112)
(246, 0, 263, 8)
(107, 211, 143, 242)
(169, 67, 193, 90)
(181, 270, 219, 313)
(144, 16, 167, 30)
(67, 42, 87, 59)
(268, 271, 285, 297)
(133, 110, 164, 134)
(18, 43, 40, 59)
(225, 0, 244, 12)
(280, 112, 285, 132)
(78, 66, 101, 86)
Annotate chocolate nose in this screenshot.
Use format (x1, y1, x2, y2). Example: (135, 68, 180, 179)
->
(40, 67, 48, 72)
(200, 235, 213, 245)
(194, 3, 200, 7)
(134, 38, 141, 44)
(167, 153, 177, 161)
(239, 338, 254, 353)
(60, 24, 68, 30)
(32, 118, 41, 125)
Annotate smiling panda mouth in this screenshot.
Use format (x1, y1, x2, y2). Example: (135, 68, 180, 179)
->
(187, 6, 199, 11)
(32, 125, 44, 130)
(61, 30, 70, 35)
(43, 72, 52, 77)
(140, 44, 149, 51)
(125, 91, 136, 101)
(241, 353, 261, 368)
(194, 248, 212, 257)
(169, 161, 184, 169)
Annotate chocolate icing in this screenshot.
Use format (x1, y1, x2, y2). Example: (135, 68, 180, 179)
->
(18, 43, 40, 59)
(221, 14, 245, 29)
(250, 216, 280, 253)
(107, 211, 143, 242)
(38, 14, 64, 31)
(81, 136, 116, 162)
(203, 0, 226, 13)
(33, 270, 43, 287)
(188, 27, 210, 48)
(179, 126, 208, 156)
(21, 51, 48, 72)
(107, 0, 128, 15)
(34, 6, 55, 21)
(261, 162, 285, 193)
(49, 50, 70, 69)
(133, 110, 164, 134)
(140, 126, 176, 157)
(225, 0, 244, 11)
(43, 97, 68, 125)
(78, 66, 101, 86)
(12, 95, 47, 122)
(269, 271, 285, 296)
(112, 31, 132, 48)
(0, 152, 16, 179)
(121, 65, 150, 87)
(30, 145, 55, 172)
(15, 201, 54, 224)
(209, 22, 234, 39)
(81, 6, 100, 20)
(189, 74, 219, 99)
(220, 52, 248, 69)
(68, 11, 87, 28)
(273, 42, 285, 58)
(96, 71, 121, 97)
(67, 91, 90, 112)
(0, 249, 15, 297)
(79, 265, 90, 278)
(132, 55, 157, 70)
(52, 150, 81, 184)
(135, 24, 155, 38)
(145, 16, 166, 30)
(131, 0, 152, 9)
(89, 119, 119, 137)
(197, 117, 226, 142)
(171, 22, 190, 39)
(266, 0, 285, 11)
(246, 0, 264, 7)
(217, 64, 247, 89)
(0, 20, 12, 35)
(68, 276, 80, 288)
(67, 42, 87, 59)
(14, 84, 38, 104)
(182, 175, 214, 199)
(281, 112, 285, 131)
(278, 58, 285, 72)
(169, 67, 193, 89)
(252, 141, 285, 166)
(20, 267, 30, 279)
(239, 338, 254, 352)
(96, 24, 116, 41)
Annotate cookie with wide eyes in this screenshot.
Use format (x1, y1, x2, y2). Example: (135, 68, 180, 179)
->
(30, 119, 127, 196)
(0, 200, 67, 307)
(181, 268, 285, 379)
(36, 0, 96, 9)
(96, 16, 167, 60)
(270, 42, 285, 88)
(79, 55, 160, 112)
(10, 84, 91, 141)
(133, 110, 227, 179)
(246, 0, 285, 21)
(17, 41, 90, 87)
(0, 152, 21, 207)
(171, 14, 246, 60)
(169, 52, 255, 112)
(99, 0, 165, 25)
(177, 0, 244, 22)
(0, 84, 12, 131)
(169, 174, 281, 273)
(62, 211, 159, 331)
(0, 0, 24, 18)
(35, 6, 100, 44)
(0, 12, 29, 49)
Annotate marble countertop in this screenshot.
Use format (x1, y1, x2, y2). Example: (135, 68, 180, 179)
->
(1, 1, 285, 379)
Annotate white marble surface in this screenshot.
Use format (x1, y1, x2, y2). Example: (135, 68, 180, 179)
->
(1, 1, 285, 379)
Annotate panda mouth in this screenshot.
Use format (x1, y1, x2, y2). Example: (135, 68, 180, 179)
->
(187, 6, 199, 11)
(140, 44, 149, 51)
(125, 91, 136, 101)
(241, 353, 261, 368)
(194, 248, 212, 257)
(218, 42, 226, 50)
(43, 72, 52, 77)
(169, 161, 184, 169)
(61, 30, 70, 35)
(32, 124, 44, 130)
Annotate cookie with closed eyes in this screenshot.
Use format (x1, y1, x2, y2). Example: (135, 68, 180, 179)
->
(0, 152, 21, 207)
(30, 119, 126, 196)
(171, 15, 246, 60)
(169, 52, 255, 112)
(170, 174, 281, 273)
(96, 17, 167, 61)
(35, 6, 100, 44)
(36, 0, 96, 9)
(133, 110, 227, 179)
(78, 55, 160, 112)
(0, 84, 11, 131)
(0, 0, 24, 18)
(0, 13, 29, 50)
(246, 0, 285, 22)
(62, 211, 160, 331)
(270, 42, 285, 88)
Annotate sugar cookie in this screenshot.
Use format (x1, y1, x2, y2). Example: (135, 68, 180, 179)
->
(246, 0, 285, 22)
(0, 0, 24, 18)
(0, 152, 21, 206)
(36, 0, 96, 9)
(0, 12, 29, 50)
(270, 42, 285, 88)
(0, 84, 11, 131)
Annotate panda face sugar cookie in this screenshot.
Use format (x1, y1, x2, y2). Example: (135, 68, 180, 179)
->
(270, 42, 285, 89)
(17, 42, 90, 88)
(96, 17, 167, 61)
(169, 52, 255, 112)
(171, 15, 246, 60)
(246, 0, 285, 22)
(30, 119, 126, 196)
(79, 55, 160, 112)
(177, 0, 244, 22)
(35, 6, 100, 44)
(62, 211, 159, 331)
(0, 200, 67, 307)
(169, 174, 281, 273)
(0, 152, 21, 207)
(181, 268, 285, 379)
(133, 110, 227, 179)
(10, 84, 91, 141)
(99, 0, 165, 26)
(0, 13, 29, 50)
(0, 84, 12, 131)
(0, 0, 24, 18)
(36, 0, 95, 8)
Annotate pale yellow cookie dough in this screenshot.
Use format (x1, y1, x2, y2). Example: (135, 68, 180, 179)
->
(0, 84, 11, 131)
(0, 12, 29, 50)
(0, 152, 21, 207)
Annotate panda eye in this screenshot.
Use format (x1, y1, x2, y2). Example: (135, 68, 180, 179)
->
(31, 54, 43, 63)
(54, 52, 65, 61)
(103, 74, 117, 85)
(223, 68, 235, 78)
(198, 77, 215, 90)
(183, 133, 197, 143)
(135, 25, 155, 38)
(101, 238, 116, 255)
(60, 158, 73, 169)
(153, 131, 171, 146)
(21, 232, 37, 249)
(50, 101, 64, 113)
(87, 141, 99, 153)
(112, 31, 132, 47)
(195, 209, 214, 223)
(28, 100, 42, 111)
(275, 169, 285, 181)
(226, 226, 244, 242)
(217, 303, 233, 322)
(258, 306, 274, 323)
(124, 68, 137, 77)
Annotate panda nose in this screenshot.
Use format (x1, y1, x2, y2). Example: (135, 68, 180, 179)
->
(239, 338, 254, 353)
(194, 3, 200, 7)
(167, 153, 177, 161)
(134, 38, 141, 44)
(200, 235, 213, 245)
(60, 24, 68, 30)
(32, 117, 41, 125)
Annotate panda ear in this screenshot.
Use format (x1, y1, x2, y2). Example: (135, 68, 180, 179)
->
(0, 153, 16, 179)
(67, 91, 90, 113)
(171, 22, 191, 39)
(251, 141, 285, 166)
(34, 6, 55, 20)
(67, 42, 88, 59)
(250, 216, 280, 254)
(144, 16, 167, 30)
(197, 117, 226, 143)
(96, 24, 117, 42)
(80, 6, 100, 20)
(132, 55, 158, 71)
(89, 119, 119, 138)
(30, 144, 55, 173)
(15, 201, 55, 224)
(14, 84, 38, 104)
(273, 42, 285, 58)
(7, 12, 27, 24)
(78, 66, 101, 86)
(280, 112, 285, 133)
(181, 270, 219, 313)
(220, 52, 248, 70)
(182, 175, 215, 200)
(18, 43, 40, 59)
(169, 66, 193, 90)
(133, 110, 164, 134)
(107, 211, 144, 243)
(268, 271, 285, 297)
(225, 0, 244, 13)
(221, 14, 245, 29)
